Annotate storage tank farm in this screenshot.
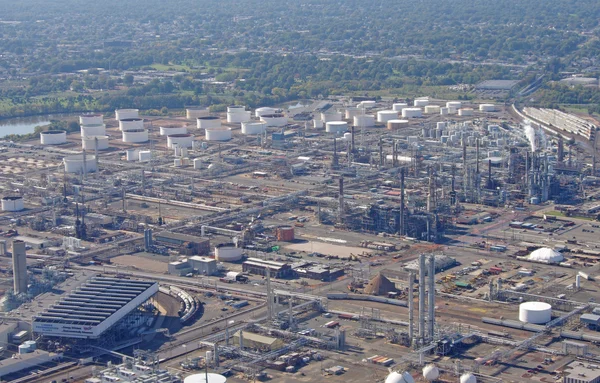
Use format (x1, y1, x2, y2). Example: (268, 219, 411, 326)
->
(40, 130, 67, 145)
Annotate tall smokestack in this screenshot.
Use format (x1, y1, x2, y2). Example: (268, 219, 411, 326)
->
(428, 254, 436, 340)
(408, 271, 414, 345)
(400, 168, 405, 235)
(418, 254, 426, 342)
(12, 240, 27, 294)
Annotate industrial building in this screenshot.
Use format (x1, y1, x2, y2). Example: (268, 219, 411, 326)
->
(233, 330, 285, 351)
(242, 258, 293, 278)
(154, 232, 210, 256)
(563, 361, 600, 383)
(168, 256, 217, 276)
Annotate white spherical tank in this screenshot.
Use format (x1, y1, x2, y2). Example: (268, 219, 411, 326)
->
(458, 108, 474, 117)
(160, 125, 188, 136)
(255, 107, 279, 118)
(422, 365, 439, 381)
(184, 373, 227, 383)
(393, 103, 408, 111)
(126, 149, 138, 161)
(326, 121, 348, 134)
(354, 115, 375, 127)
(139, 150, 152, 162)
(414, 98, 429, 107)
(122, 129, 149, 143)
(115, 109, 139, 120)
(460, 373, 477, 383)
(402, 108, 423, 118)
(167, 134, 194, 149)
(424, 105, 441, 114)
(387, 119, 409, 130)
(446, 101, 462, 109)
(82, 136, 109, 150)
(357, 100, 376, 109)
(479, 104, 497, 112)
(197, 116, 221, 130)
(321, 111, 342, 123)
(79, 114, 103, 125)
(215, 244, 243, 262)
(519, 302, 552, 324)
(64, 154, 97, 173)
(345, 107, 362, 119)
(242, 121, 267, 135)
(1, 196, 24, 212)
(119, 118, 144, 131)
(40, 130, 67, 145)
(81, 124, 106, 137)
(260, 113, 288, 127)
(205, 127, 232, 141)
(226, 106, 251, 123)
(377, 110, 399, 123)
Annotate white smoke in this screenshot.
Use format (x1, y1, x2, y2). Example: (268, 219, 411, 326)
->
(538, 128, 548, 150)
(524, 122, 537, 152)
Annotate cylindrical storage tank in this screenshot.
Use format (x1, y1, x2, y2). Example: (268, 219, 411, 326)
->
(122, 129, 149, 143)
(345, 107, 362, 119)
(458, 108, 474, 117)
(119, 118, 144, 131)
(357, 100, 376, 109)
(440, 107, 449, 115)
(354, 115, 376, 127)
(241, 121, 267, 135)
(260, 113, 288, 127)
(167, 134, 194, 149)
(64, 154, 97, 173)
(424, 105, 440, 114)
(40, 130, 67, 145)
(255, 107, 279, 118)
(392, 103, 408, 112)
(79, 114, 103, 125)
(321, 111, 342, 123)
(460, 373, 477, 383)
(115, 109, 139, 120)
(81, 124, 106, 137)
(205, 127, 232, 141)
(402, 108, 423, 118)
(422, 365, 439, 381)
(276, 226, 295, 241)
(519, 302, 552, 324)
(343, 132, 352, 141)
(446, 101, 462, 109)
(313, 119, 323, 129)
(1, 196, 24, 212)
(377, 110, 399, 123)
(183, 373, 227, 383)
(215, 243, 243, 262)
(182, 157, 190, 166)
(174, 158, 182, 167)
(387, 119, 409, 130)
(193, 158, 203, 169)
(414, 98, 429, 107)
(437, 122, 446, 130)
(126, 149, 138, 161)
(160, 125, 188, 136)
(139, 150, 152, 162)
(197, 116, 221, 130)
(479, 104, 497, 112)
(226, 106, 251, 123)
(448, 106, 458, 114)
(326, 121, 348, 134)
(82, 136, 109, 150)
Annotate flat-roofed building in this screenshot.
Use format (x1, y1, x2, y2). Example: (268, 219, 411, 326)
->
(242, 258, 293, 278)
(154, 232, 210, 256)
(233, 330, 284, 351)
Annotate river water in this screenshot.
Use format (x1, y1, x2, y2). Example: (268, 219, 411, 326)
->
(0, 114, 76, 139)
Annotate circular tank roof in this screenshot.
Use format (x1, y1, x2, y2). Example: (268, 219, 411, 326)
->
(520, 301, 551, 311)
(2, 196, 22, 200)
(262, 113, 284, 118)
(184, 373, 226, 383)
(527, 247, 563, 263)
(41, 130, 66, 134)
(82, 113, 102, 117)
(120, 118, 142, 122)
(198, 116, 220, 120)
(168, 134, 193, 138)
(124, 129, 145, 133)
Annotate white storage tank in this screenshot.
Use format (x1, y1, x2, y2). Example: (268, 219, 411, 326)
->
(392, 103, 408, 112)
(377, 110, 399, 123)
(160, 125, 188, 136)
(414, 98, 429, 107)
(255, 107, 279, 118)
(424, 105, 441, 114)
(242, 121, 267, 135)
(64, 154, 97, 173)
(458, 108, 474, 117)
(183, 373, 227, 383)
(260, 113, 287, 127)
(215, 243, 243, 262)
(197, 116, 221, 130)
(345, 107, 362, 119)
(519, 302, 552, 324)
(81, 124, 106, 137)
(40, 130, 67, 145)
(357, 100, 376, 109)
(167, 134, 194, 149)
(115, 109, 139, 120)
(437, 122, 447, 129)
(460, 373, 477, 383)
(227, 106, 251, 123)
(402, 108, 423, 118)
(1, 196, 24, 212)
(205, 127, 232, 141)
(479, 104, 497, 112)
(193, 158, 203, 169)
(422, 365, 439, 381)
(126, 149, 138, 161)
(79, 114, 103, 125)
(321, 111, 342, 123)
(174, 158, 182, 167)
(387, 119, 409, 130)
(343, 132, 352, 141)
(326, 121, 348, 134)
(313, 119, 323, 129)
(354, 115, 376, 127)
(119, 118, 144, 131)
(122, 129, 149, 143)
(82, 136, 109, 150)
(440, 107, 449, 115)
(446, 101, 462, 109)
(139, 150, 152, 162)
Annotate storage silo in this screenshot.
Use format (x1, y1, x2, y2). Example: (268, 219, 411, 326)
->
(40, 130, 67, 145)
(226, 106, 251, 123)
(79, 114, 103, 125)
(2, 196, 24, 212)
(126, 149, 138, 161)
(377, 110, 399, 123)
(197, 116, 221, 130)
(167, 134, 194, 149)
(81, 124, 106, 137)
(115, 109, 139, 120)
(255, 107, 279, 118)
(325, 121, 348, 134)
(215, 243, 244, 262)
(519, 302, 552, 324)
(387, 119, 409, 130)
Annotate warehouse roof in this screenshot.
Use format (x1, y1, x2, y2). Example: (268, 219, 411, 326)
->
(155, 231, 209, 243)
(233, 331, 280, 346)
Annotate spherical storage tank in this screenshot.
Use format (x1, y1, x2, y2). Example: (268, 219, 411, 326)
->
(414, 98, 429, 107)
(81, 124, 106, 137)
(82, 136, 109, 150)
(79, 114, 103, 125)
(205, 127, 232, 141)
(242, 121, 267, 135)
(422, 365, 440, 381)
(197, 116, 221, 130)
(460, 373, 477, 383)
(519, 302, 552, 324)
(479, 104, 497, 112)
(385, 371, 415, 383)
(260, 113, 287, 127)
(167, 134, 194, 149)
(226, 106, 251, 123)
(115, 109, 139, 120)
(354, 115, 376, 127)
(2, 196, 24, 212)
(64, 154, 97, 173)
(215, 243, 243, 262)
(184, 373, 227, 383)
(321, 111, 343, 123)
(160, 125, 188, 136)
(119, 118, 144, 131)
(402, 108, 422, 118)
(393, 103, 408, 112)
(122, 129, 149, 143)
(255, 107, 280, 118)
(388, 119, 409, 130)
(326, 121, 348, 134)
(377, 110, 399, 123)
(40, 130, 67, 145)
